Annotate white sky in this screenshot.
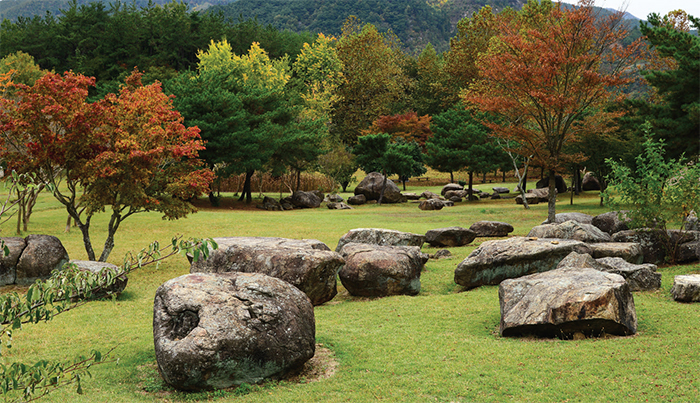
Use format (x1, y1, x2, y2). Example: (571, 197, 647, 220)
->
(557, 0, 700, 20)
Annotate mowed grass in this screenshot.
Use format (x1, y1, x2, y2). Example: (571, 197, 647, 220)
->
(1, 182, 699, 403)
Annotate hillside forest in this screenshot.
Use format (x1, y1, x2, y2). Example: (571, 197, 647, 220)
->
(0, 0, 698, 214)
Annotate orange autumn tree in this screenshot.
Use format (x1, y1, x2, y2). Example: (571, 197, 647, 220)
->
(363, 112, 432, 149)
(0, 70, 213, 261)
(465, 0, 642, 222)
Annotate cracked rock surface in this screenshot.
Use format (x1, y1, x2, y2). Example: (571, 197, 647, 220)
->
(153, 272, 315, 391)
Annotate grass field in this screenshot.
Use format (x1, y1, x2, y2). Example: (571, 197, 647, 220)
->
(1, 181, 698, 403)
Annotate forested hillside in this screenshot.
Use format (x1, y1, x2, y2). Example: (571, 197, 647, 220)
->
(210, 0, 525, 52)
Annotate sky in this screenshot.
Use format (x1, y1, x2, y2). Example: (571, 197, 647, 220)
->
(557, 0, 700, 20)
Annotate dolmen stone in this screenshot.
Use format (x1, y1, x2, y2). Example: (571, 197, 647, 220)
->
(419, 198, 445, 210)
(338, 243, 423, 297)
(556, 252, 660, 292)
(536, 175, 567, 194)
(592, 211, 631, 235)
(543, 212, 594, 224)
(685, 210, 699, 231)
(492, 187, 510, 194)
(258, 196, 284, 211)
(403, 192, 421, 200)
(335, 228, 425, 252)
(431, 249, 453, 259)
(586, 242, 644, 263)
(499, 267, 637, 338)
(347, 194, 367, 205)
(190, 237, 344, 306)
(14, 234, 70, 286)
(612, 229, 668, 264)
(327, 202, 353, 210)
(0, 237, 26, 286)
(454, 237, 591, 289)
(69, 260, 128, 299)
(291, 191, 322, 209)
(354, 172, 404, 203)
(581, 172, 601, 191)
(425, 227, 477, 247)
(324, 194, 344, 203)
(527, 220, 612, 243)
(441, 183, 463, 195)
(469, 221, 514, 237)
(153, 272, 315, 391)
(515, 193, 539, 205)
(671, 275, 700, 302)
(420, 190, 441, 199)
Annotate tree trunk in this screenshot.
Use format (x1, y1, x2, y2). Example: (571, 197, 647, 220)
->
(65, 215, 72, 233)
(570, 172, 575, 205)
(467, 171, 474, 201)
(98, 211, 121, 262)
(238, 170, 254, 203)
(547, 169, 557, 223)
(522, 172, 527, 192)
(296, 169, 301, 192)
(77, 216, 96, 261)
(450, 171, 454, 183)
(502, 170, 506, 182)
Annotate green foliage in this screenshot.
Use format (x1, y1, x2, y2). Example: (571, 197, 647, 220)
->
(317, 146, 357, 193)
(354, 133, 426, 199)
(425, 106, 505, 184)
(603, 123, 700, 230)
(0, 236, 217, 402)
(634, 13, 700, 159)
(209, 0, 454, 53)
(0, 51, 46, 88)
(332, 19, 409, 145)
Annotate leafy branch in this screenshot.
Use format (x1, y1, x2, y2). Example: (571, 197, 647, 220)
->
(0, 236, 217, 401)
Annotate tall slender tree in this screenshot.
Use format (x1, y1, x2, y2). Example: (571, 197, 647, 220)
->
(465, 0, 642, 222)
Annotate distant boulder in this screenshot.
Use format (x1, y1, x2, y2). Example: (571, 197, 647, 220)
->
(354, 172, 404, 203)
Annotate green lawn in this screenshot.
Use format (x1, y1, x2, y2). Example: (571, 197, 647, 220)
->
(2, 183, 699, 402)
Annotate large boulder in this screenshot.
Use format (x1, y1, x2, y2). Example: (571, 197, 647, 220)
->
(354, 172, 404, 203)
(581, 172, 601, 191)
(515, 193, 540, 205)
(419, 198, 445, 210)
(499, 267, 637, 338)
(338, 243, 423, 297)
(0, 237, 26, 286)
(69, 260, 128, 299)
(556, 252, 660, 291)
(529, 188, 551, 202)
(15, 234, 69, 285)
(291, 191, 322, 209)
(441, 183, 463, 196)
(258, 196, 283, 211)
(612, 229, 668, 264)
(335, 228, 424, 252)
(676, 241, 700, 263)
(420, 190, 441, 200)
(544, 212, 594, 224)
(492, 187, 510, 194)
(153, 272, 315, 391)
(536, 175, 567, 194)
(190, 237, 344, 306)
(347, 194, 367, 205)
(527, 220, 612, 243)
(592, 211, 631, 235)
(684, 210, 699, 231)
(595, 257, 661, 292)
(671, 274, 700, 302)
(454, 237, 591, 289)
(469, 221, 514, 237)
(586, 242, 644, 263)
(424, 227, 477, 247)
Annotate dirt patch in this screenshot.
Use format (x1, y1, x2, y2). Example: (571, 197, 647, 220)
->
(136, 343, 338, 396)
(284, 344, 338, 383)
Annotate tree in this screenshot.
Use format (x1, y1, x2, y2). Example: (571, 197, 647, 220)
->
(465, 0, 642, 222)
(424, 106, 504, 197)
(363, 112, 432, 150)
(170, 40, 324, 202)
(634, 11, 700, 160)
(603, 123, 700, 261)
(0, 70, 213, 261)
(410, 43, 451, 116)
(354, 133, 425, 203)
(0, 51, 46, 88)
(332, 18, 410, 145)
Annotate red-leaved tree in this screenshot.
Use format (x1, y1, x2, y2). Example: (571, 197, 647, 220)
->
(465, 0, 642, 222)
(0, 70, 213, 261)
(363, 112, 432, 149)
